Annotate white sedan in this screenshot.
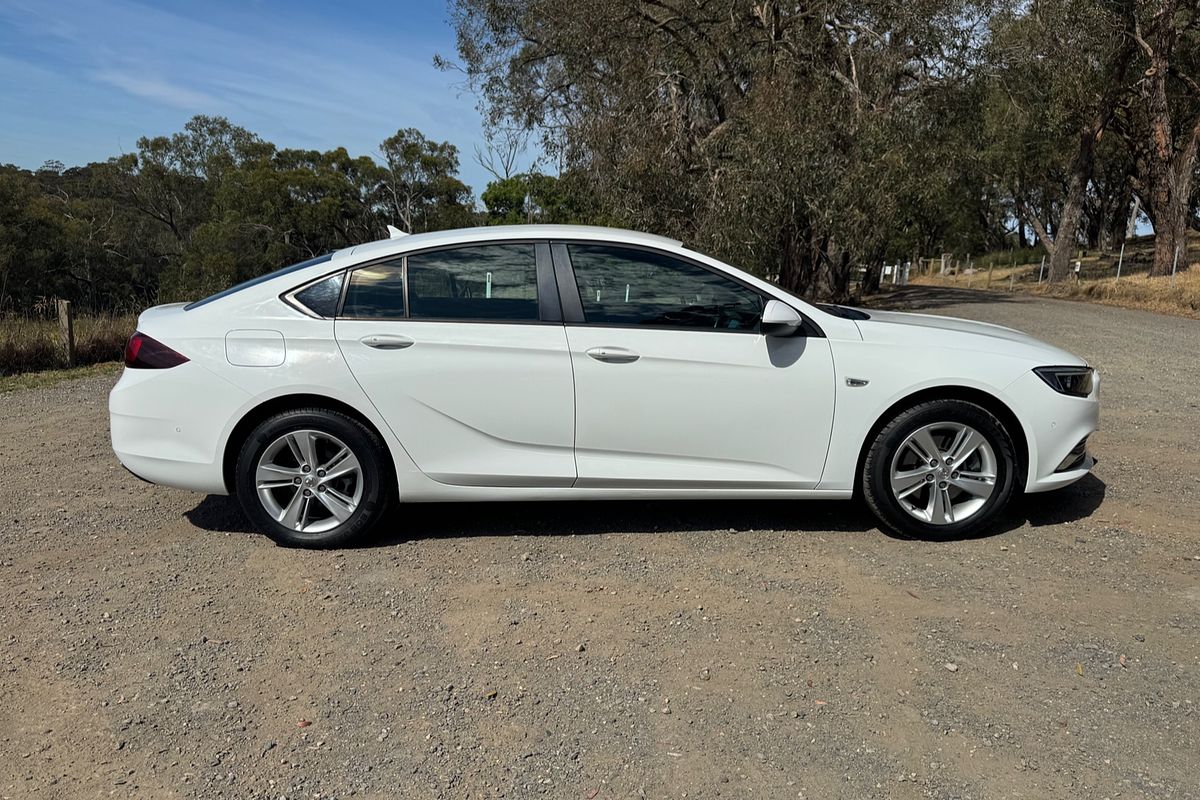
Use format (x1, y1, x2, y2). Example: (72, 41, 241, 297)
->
(109, 225, 1099, 547)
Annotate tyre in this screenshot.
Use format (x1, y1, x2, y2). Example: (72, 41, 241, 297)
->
(234, 408, 390, 548)
(862, 399, 1017, 539)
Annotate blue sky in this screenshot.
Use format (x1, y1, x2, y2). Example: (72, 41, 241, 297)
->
(0, 0, 523, 197)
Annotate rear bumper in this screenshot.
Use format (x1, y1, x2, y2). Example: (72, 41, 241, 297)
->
(109, 363, 245, 495)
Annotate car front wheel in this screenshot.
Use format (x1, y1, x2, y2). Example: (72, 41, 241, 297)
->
(234, 408, 389, 547)
(862, 399, 1017, 539)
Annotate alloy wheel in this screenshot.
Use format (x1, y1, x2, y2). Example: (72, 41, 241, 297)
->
(255, 429, 364, 533)
(889, 421, 997, 525)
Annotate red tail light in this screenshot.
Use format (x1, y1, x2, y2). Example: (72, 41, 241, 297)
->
(124, 332, 189, 369)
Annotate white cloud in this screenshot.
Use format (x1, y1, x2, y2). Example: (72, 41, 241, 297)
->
(91, 69, 221, 111)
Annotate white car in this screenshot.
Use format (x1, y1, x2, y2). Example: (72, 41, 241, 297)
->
(109, 225, 1099, 547)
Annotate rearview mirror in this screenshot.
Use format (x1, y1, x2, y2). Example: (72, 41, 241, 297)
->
(761, 299, 803, 337)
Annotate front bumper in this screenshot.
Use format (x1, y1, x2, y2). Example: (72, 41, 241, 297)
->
(1004, 369, 1100, 493)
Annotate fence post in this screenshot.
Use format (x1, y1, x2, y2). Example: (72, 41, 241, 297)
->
(1116, 240, 1126, 281)
(987, 260, 994, 289)
(1172, 243, 1180, 284)
(1038, 255, 1045, 284)
(1009, 272, 1015, 291)
(57, 299, 75, 368)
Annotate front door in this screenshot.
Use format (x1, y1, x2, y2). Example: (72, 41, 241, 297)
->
(335, 242, 576, 487)
(559, 243, 835, 488)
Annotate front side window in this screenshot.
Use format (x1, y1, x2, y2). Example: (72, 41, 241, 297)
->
(406, 244, 539, 321)
(568, 244, 764, 331)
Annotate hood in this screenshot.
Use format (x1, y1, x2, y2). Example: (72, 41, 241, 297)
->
(851, 308, 1086, 366)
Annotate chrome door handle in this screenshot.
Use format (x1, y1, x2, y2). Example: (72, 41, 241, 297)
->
(361, 334, 414, 350)
(586, 346, 639, 364)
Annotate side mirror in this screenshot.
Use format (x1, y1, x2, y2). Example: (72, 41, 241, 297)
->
(761, 299, 803, 337)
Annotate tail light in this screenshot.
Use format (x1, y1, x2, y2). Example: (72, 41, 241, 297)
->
(124, 332, 189, 369)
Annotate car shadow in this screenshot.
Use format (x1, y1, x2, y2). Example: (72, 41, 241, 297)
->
(184, 473, 1106, 547)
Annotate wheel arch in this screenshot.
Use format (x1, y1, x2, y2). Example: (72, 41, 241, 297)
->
(222, 393, 394, 495)
(852, 385, 1029, 497)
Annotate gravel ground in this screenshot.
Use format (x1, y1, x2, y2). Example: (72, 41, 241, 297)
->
(1, 287, 1197, 800)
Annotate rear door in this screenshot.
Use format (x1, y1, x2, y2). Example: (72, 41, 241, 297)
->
(335, 241, 576, 487)
(556, 242, 835, 488)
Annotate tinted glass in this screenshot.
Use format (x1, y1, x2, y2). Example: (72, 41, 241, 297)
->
(407, 244, 539, 321)
(342, 260, 405, 318)
(185, 253, 333, 310)
(568, 245, 763, 331)
(293, 273, 344, 317)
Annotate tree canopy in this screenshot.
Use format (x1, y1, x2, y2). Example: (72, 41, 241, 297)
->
(3, 0, 1200, 314)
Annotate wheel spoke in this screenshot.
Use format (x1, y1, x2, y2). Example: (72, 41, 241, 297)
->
(278, 488, 305, 529)
(298, 494, 313, 529)
(316, 487, 355, 522)
(947, 427, 985, 465)
(288, 431, 318, 468)
(320, 446, 350, 472)
(951, 471, 995, 498)
(891, 467, 932, 499)
(927, 483, 954, 524)
(909, 428, 943, 463)
(322, 452, 361, 483)
(256, 463, 301, 489)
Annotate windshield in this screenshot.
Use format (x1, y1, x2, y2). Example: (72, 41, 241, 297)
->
(184, 253, 334, 310)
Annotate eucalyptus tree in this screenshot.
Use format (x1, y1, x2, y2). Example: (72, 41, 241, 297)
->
(1121, 0, 1200, 275)
(983, 0, 1136, 281)
(448, 0, 988, 301)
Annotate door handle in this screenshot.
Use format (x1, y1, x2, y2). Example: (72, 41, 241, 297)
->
(586, 346, 639, 364)
(361, 334, 415, 350)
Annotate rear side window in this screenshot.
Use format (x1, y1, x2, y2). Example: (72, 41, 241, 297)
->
(568, 245, 764, 331)
(407, 244, 538, 321)
(342, 260, 406, 318)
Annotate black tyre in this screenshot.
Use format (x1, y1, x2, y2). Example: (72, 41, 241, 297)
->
(234, 408, 390, 548)
(862, 399, 1017, 539)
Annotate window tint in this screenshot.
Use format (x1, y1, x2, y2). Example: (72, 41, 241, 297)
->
(568, 245, 763, 331)
(292, 272, 344, 317)
(407, 244, 538, 321)
(342, 260, 405, 318)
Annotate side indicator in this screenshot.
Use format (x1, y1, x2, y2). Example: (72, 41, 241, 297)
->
(845, 377, 870, 387)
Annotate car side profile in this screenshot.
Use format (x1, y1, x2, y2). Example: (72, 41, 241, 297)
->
(109, 225, 1099, 547)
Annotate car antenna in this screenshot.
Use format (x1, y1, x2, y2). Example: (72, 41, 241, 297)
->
(386, 224, 409, 239)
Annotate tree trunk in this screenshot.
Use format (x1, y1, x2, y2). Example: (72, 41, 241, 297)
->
(1149, 192, 1189, 275)
(1132, 0, 1199, 276)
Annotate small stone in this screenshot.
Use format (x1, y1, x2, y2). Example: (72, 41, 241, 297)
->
(575, 643, 586, 653)
(944, 662, 959, 672)
(520, 552, 531, 562)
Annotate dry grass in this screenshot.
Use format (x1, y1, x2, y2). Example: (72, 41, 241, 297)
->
(911, 265, 1200, 319)
(0, 360, 122, 393)
(908, 232, 1200, 318)
(0, 313, 136, 376)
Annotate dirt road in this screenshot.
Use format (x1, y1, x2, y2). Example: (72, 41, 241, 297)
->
(2, 288, 1197, 799)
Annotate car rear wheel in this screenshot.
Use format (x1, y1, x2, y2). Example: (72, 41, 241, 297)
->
(234, 408, 389, 547)
(862, 399, 1017, 539)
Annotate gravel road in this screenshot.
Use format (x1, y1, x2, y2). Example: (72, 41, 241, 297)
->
(1, 287, 1197, 799)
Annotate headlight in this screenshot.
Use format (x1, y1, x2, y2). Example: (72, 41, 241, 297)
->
(1033, 366, 1094, 397)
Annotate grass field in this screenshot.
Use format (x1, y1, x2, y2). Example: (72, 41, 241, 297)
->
(0, 313, 136, 376)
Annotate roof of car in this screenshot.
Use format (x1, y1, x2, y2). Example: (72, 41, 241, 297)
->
(333, 224, 683, 262)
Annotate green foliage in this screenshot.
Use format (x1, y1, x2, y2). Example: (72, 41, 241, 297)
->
(0, 117, 479, 313)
